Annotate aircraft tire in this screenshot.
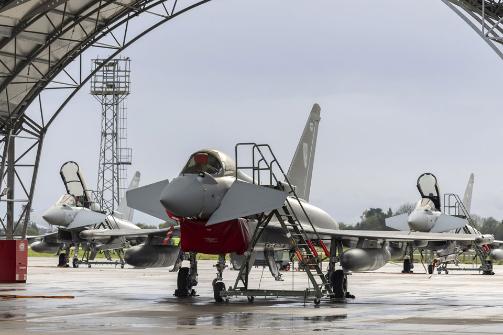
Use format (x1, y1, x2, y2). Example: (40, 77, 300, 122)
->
(330, 270, 347, 299)
(213, 281, 225, 303)
(483, 260, 495, 275)
(402, 259, 412, 273)
(72, 258, 79, 268)
(58, 253, 67, 267)
(427, 264, 433, 274)
(175, 267, 191, 297)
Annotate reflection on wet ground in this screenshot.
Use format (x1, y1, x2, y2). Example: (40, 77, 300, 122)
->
(1, 258, 503, 334)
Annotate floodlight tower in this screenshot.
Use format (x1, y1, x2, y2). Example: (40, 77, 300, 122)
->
(90, 58, 132, 214)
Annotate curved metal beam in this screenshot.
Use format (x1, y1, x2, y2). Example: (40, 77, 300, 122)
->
(443, 0, 503, 61)
(0, 0, 212, 239)
(0, 1, 138, 106)
(46, 0, 212, 128)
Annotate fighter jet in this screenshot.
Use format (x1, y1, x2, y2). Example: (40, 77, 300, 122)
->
(385, 173, 469, 233)
(35, 162, 169, 267)
(386, 173, 502, 274)
(126, 104, 495, 303)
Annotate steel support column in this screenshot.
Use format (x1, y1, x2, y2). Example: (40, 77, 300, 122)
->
(6, 134, 14, 239)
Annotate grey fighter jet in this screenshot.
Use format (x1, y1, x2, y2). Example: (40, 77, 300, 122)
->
(385, 173, 470, 233)
(125, 104, 495, 302)
(34, 161, 170, 267)
(386, 173, 502, 274)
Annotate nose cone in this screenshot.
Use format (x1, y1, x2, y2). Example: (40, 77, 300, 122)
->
(160, 175, 205, 218)
(42, 207, 72, 227)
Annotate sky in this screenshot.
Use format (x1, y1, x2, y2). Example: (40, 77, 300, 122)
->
(30, 0, 503, 226)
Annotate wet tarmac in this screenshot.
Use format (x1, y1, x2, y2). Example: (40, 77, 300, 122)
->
(1, 258, 503, 334)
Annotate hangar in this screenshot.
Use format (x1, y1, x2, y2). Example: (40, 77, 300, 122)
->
(0, 0, 501, 244)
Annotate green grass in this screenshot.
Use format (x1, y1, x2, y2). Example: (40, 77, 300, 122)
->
(29, 248, 108, 259)
(28, 249, 54, 257)
(29, 247, 220, 261)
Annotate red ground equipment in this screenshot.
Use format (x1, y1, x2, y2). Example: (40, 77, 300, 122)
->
(0, 240, 28, 283)
(180, 218, 250, 254)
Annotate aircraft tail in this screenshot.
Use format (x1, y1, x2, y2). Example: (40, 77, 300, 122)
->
(462, 173, 474, 214)
(116, 171, 141, 221)
(286, 103, 321, 202)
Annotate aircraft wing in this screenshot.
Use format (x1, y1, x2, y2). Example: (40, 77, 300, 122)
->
(126, 179, 170, 220)
(26, 232, 58, 243)
(314, 228, 485, 243)
(79, 227, 177, 239)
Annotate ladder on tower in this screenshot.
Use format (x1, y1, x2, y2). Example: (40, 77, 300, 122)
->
(223, 143, 334, 304)
(443, 193, 494, 275)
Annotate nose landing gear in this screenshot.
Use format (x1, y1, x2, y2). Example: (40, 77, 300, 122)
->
(212, 254, 228, 303)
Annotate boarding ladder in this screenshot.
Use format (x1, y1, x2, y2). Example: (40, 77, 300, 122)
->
(224, 143, 334, 303)
(443, 193, 494, 274)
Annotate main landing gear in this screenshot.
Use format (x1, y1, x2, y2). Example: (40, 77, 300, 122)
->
(174, 252, 198, 297)
(402, 246, 414, 274)
(72, 243, 80, 268)
(212, 254, 228, 303)
(57, 245, 71, 267)
(330, 269, 347, 299)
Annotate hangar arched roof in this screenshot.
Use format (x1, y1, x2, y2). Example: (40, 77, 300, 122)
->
(0, 1, 502, 134)
(0, 0, 208, 133)
(0, 0, 503, 238)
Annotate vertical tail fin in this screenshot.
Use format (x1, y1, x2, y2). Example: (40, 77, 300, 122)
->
(462, 173, 474, 214)
(116, 171, 141, 221)
(286, 103, 321, 201)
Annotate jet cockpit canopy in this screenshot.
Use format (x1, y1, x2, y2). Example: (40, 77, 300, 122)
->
(181, 149, 236, 177)
(416, 172, 441, 211)
(60, 161, 96, 209)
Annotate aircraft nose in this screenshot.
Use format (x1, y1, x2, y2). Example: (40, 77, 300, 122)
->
(160, 175, 205, 218)
(42, 207, 71, 226)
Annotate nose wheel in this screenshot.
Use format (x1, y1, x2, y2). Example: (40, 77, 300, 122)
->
(175, 267, 193, 297)
(213, 254, 228, 303)
(213, 280, 226, 303)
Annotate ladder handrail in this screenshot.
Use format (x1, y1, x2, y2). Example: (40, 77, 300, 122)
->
(235, 143, 323, 243)
(442, 192, 492, 272)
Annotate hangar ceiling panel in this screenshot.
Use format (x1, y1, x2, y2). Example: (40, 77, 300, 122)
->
(0, 0, 144, 132)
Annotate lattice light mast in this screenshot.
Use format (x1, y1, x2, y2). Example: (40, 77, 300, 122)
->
(90, 58, 132, 214)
